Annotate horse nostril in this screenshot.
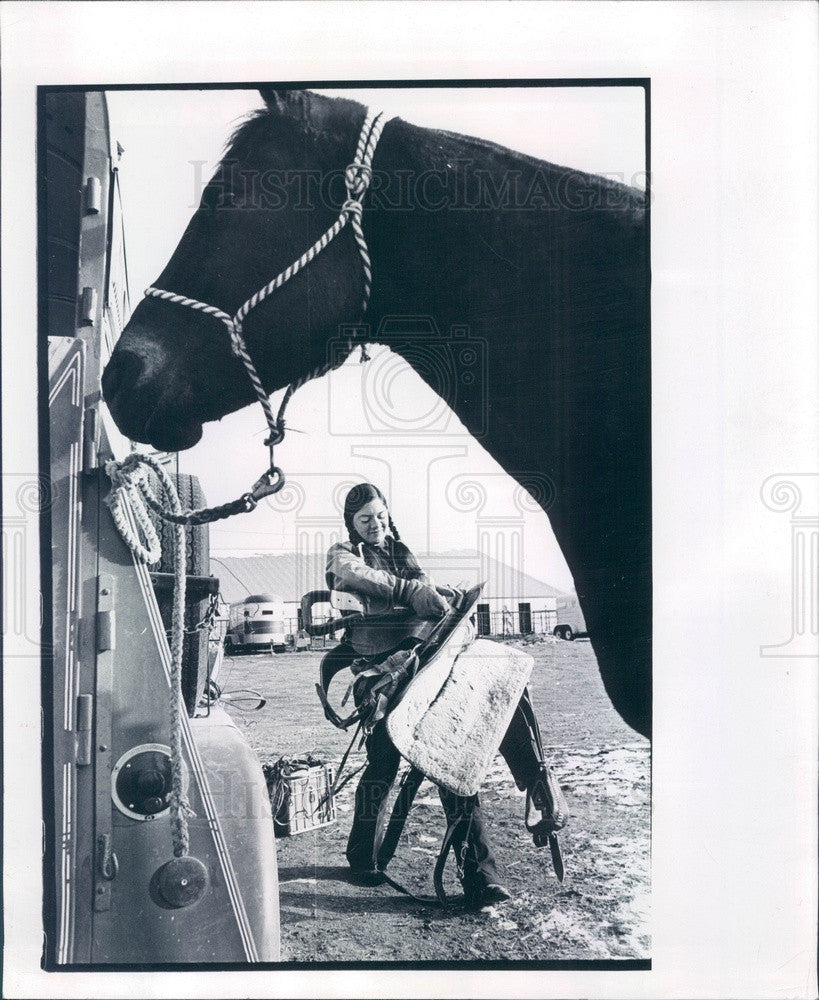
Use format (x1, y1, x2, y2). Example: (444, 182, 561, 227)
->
(102, 350, 145, 405)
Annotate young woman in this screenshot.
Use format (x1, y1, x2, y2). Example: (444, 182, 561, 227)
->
(326, 482, 566, 908)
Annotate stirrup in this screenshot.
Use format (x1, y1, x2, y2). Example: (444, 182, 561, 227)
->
(315, 683, 362, 730)
(524, 764, 569, 833)
(525, 764, 569, 882)
(316, 660, 379, 730)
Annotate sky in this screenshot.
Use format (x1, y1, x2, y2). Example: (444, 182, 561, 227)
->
(106, 85, 645, 592)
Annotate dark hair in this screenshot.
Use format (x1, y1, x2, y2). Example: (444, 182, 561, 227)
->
(343, 482, 401, 544)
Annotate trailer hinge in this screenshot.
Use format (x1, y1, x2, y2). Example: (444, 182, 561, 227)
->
(84, 176, 102, 215)
(82, 405, 98, 471)
(76, 694, 93, 766)
(79, 287, 98, 326)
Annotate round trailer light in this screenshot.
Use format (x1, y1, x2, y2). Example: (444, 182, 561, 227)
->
(110, 744, 188, 821)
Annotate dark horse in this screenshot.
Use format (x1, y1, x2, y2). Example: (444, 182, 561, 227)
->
(103, 89, 651, 737)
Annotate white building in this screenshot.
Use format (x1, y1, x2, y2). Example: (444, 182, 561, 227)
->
(211, 549, 572, 638)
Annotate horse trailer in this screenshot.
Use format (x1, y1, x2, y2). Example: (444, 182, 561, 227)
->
(42, 90, 280, 965)
(553, 593, 589, 641)
(225, 594, 287, 654)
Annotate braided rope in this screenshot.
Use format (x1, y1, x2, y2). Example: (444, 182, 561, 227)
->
(266, 116, 386, 407)
(107, 451, 269, 528)
(233, 214, 347, 326)
(140, 111, 386, 525)
(138, 288, 234, 329)
(104, 462, 162, 563)
(105, 454, 195, 857)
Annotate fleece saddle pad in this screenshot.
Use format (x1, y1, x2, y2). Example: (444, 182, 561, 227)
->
(386, 637, 533, 797)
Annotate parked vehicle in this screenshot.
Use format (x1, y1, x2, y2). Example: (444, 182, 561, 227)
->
(225, 594, 287, 654)
(288, 629, 312, 652)
(553, 593, 588, 641)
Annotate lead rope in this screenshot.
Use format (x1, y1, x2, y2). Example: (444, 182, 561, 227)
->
(105, 454, 195, 858)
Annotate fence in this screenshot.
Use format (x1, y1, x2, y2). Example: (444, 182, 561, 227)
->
(477, 608, 557, 637)
(212, 615, 337, 650)
(214, 606, 559, 651)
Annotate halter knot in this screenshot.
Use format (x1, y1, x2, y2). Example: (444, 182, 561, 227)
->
(264, 419, 286, 448)
(345, 161, 373, 198)
(227, 319, 244, 357)
(341, 198, 364, 218)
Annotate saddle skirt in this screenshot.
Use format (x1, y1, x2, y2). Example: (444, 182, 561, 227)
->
(386, 634, 533, 797)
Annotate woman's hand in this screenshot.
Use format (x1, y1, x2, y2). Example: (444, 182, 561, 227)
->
(435, 585, 459, 602)
(410, 584, 451, 619)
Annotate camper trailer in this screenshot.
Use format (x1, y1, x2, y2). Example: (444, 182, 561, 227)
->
(42, 90, 279, 966)
(553, 593, 589, 640)
(225, 594, 287, 654)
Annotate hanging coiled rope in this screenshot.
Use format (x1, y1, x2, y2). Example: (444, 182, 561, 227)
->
(105, 453, 195, 858)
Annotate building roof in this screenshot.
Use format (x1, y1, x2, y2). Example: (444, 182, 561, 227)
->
(211, 549, 568, 605)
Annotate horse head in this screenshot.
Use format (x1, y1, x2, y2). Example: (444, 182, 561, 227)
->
(103, 89, 372, 451)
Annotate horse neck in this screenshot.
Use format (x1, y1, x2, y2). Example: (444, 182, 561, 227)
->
(360, 116, 646, 450)
(365, 117, 548, 325)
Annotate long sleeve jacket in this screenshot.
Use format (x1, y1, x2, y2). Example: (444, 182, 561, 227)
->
(325, 536, 433, 618)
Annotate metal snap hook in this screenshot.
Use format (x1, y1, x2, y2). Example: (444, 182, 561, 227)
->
(251, 466, 285, 500)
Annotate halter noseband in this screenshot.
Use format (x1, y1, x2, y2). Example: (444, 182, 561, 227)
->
(143, 110, 387, 500)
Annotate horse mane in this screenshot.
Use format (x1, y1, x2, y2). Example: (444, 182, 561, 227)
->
(222, 90, 367, 165)
(222, 91, 644, 213)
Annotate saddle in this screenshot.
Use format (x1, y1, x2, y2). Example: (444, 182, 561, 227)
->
(304, 587, 471, 734)
(303, 584, 568, 901)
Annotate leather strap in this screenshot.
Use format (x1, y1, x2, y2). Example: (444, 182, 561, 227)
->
(433, 799, 474, 906)
(375, 767, 425, 869)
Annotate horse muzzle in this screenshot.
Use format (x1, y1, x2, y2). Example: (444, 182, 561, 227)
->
(102, 343, 204, 451)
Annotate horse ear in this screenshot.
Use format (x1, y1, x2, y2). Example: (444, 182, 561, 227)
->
(259, 88, 362, 135)
(258, 88, 309, 118)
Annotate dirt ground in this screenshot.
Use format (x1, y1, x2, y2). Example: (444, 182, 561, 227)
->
(219, 636, 650, 963)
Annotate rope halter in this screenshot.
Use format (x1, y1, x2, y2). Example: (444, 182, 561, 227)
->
(143, 110, 387, 505)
